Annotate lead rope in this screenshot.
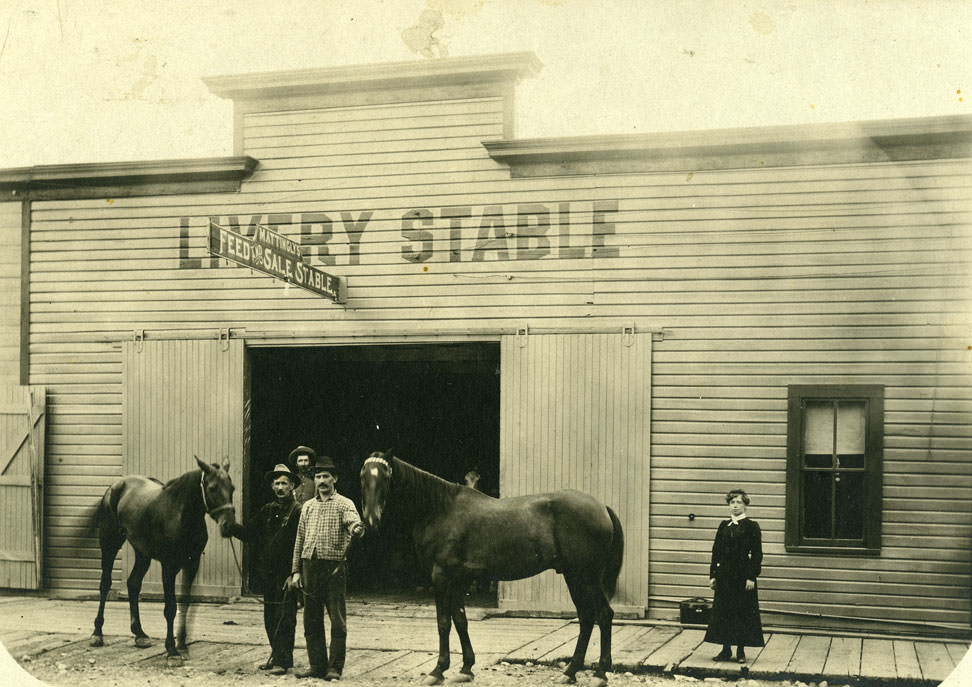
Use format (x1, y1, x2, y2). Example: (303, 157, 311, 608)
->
(229, 538, 245, 579)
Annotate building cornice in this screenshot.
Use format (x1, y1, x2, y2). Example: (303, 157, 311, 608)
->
(0, 156, 260, 200)
(483, 114, 972, 176)
(203, 52, 542, 101)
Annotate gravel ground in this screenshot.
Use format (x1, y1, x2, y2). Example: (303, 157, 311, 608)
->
(15, 654, 841, 687)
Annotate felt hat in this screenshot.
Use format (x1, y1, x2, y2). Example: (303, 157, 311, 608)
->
(263, 463, 298, 483)
(288, 445, 317, 469)
(310, 455, 337, 474)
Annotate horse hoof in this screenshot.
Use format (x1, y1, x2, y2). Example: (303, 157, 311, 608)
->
(556, 675, 576, 684)
(592, 678, 608, 687)
(166, 654, 185, 667)
(134, 637, 152, 649)
(452, 672, 474, 683)
(89, 636, 104, 648)
(423, 675, 445, 686)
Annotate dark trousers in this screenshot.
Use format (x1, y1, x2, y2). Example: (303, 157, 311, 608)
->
(263, 580, 297, 668)
(302, 558, 348, 674)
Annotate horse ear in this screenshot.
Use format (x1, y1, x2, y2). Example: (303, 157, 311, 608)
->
(195, 455, 211, 473)
(221, 456, 231, 472)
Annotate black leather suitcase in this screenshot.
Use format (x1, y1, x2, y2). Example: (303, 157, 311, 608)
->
(679, 597, 711, 625)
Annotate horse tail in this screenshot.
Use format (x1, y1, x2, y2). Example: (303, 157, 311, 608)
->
(83, 488, 109, 542)
(85, 483, 123, 544)
(602, 505, 624, 600)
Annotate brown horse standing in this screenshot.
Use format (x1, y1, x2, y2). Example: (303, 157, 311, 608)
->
(89, 456, 238, 659)
(359, 451, 624, 686)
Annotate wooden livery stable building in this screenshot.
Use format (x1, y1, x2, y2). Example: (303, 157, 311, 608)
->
(0, 53, 969, 637)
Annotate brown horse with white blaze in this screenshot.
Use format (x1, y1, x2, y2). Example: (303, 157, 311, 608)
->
(88, 456, 238, 659)
(360, 451, 624, 686)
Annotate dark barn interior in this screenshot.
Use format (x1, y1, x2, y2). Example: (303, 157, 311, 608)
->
(246, 343, 501, 596)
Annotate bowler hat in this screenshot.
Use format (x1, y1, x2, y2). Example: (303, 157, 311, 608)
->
(310, 455, 337, 474)
(288, 445, 317, 468)
(264, 463, 298, 483)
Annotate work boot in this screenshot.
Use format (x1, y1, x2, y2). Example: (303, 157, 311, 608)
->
(324, 670, 341, 681)
(296, 667, 326, 679)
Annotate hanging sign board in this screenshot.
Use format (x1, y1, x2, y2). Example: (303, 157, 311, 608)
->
(208, 220, 344, 303)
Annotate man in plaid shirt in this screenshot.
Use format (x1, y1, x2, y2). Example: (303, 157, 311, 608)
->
(287, 455, 365, 680)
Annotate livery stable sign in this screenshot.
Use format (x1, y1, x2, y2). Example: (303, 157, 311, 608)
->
(208, 220, 344, 303)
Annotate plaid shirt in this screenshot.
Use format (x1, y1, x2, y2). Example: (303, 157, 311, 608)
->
(291, 490, 364, 573)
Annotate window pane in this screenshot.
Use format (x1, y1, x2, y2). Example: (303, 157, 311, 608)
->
(836, 401, 865, 454)
(802, 470, 832, 539)
(835, 472, 865, 539)
(805, 454, 832, 468)
(804, 402, 834, 455)
(839, 454, 865, 469)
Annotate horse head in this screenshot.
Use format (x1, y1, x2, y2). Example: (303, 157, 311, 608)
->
(359, 450, 393, 529)
(194, 455, 237, 537)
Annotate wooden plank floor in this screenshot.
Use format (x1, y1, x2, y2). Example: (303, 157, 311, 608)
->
(749, 632, 799, 676)
(822, 636, 861, 679)
(2, 602, 969, 687)
(642, 627, 706, 669)
(787, 635, 831, 676)
(914, 641, 957, 683)
(860, 638, 898, 682)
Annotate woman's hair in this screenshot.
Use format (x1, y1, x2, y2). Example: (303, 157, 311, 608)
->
(726, 488, 750, 505)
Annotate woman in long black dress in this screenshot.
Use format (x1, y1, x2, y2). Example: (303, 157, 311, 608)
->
(704, 488, 764, 664)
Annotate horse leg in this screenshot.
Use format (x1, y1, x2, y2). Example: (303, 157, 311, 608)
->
(127, 550, 153, 648)
(559, 574, 597, 685)
(175, 555, 201, 656)
(90, 528, 125, 647)
(425, 575, 452, 685)
(593, 593, 615, 684)
(448, 580, 476, 681)
(161, 561, 181, 658)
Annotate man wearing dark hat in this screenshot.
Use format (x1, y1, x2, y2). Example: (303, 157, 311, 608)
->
(287, 456, 365, 681)
(228, 463, 302, 674)
(289, 445, 319, 506)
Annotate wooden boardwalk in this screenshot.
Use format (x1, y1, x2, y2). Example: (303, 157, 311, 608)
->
(0, 597, 968, 686)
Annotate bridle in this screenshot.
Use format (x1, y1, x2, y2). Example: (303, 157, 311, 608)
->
(363, 455, 391, 472)
(199, 471, 235, 518)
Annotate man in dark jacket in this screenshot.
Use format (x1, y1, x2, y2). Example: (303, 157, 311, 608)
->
(289, 445, 319, 506)
(231, 463, 302, 674)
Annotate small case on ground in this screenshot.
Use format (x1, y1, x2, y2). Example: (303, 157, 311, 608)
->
(679, 597, 711, 625)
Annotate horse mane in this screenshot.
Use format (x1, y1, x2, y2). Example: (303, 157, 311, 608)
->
(160, 468, 205, 513)
(390, 456, 460, 518)
(163, 468, 201, 490)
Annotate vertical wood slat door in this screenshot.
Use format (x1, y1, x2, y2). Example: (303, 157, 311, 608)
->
(499, 332, 650, 615)
(0, 385, 46, 590)
(122, 340, 246, 597)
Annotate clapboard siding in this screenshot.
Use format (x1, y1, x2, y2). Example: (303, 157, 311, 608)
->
(19, 60, 972, 632)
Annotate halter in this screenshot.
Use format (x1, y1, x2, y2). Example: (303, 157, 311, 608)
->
(364, 456, 391, 472)
(200, 471, 235, 517)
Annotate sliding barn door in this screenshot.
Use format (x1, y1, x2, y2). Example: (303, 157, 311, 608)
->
(499, 331, 650, 614)
(122, 339, 246, 597)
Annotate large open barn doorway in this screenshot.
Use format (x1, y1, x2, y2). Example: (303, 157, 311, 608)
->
(247, 342, 500, 598)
